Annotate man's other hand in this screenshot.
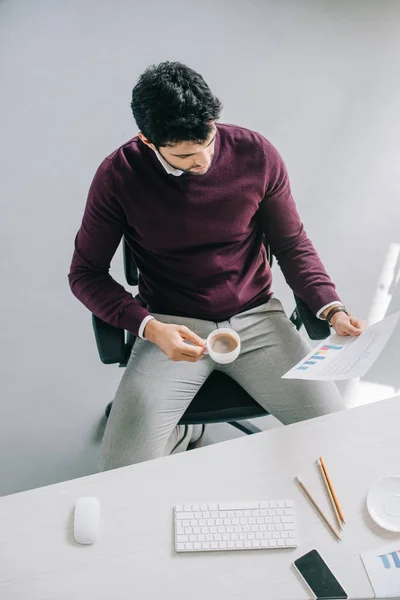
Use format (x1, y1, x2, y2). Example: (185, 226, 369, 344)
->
(144, 320, 207, 362)
(330, 312, 366, 336)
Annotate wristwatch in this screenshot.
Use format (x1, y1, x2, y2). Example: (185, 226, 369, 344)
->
(325, 304, 350, 326)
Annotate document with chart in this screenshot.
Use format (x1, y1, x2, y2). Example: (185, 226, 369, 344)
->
(361, 542, 400, 598)
(282, 312, 400, 381)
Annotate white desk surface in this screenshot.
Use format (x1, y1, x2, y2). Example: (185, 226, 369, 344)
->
(1, 396, 400, 600)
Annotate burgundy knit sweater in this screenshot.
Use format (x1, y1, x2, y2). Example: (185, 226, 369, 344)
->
(69, 123, 339, 336)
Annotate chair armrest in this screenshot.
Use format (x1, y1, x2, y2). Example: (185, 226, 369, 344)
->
(92, 314, 126, 364)
(292, 295, 331, 340)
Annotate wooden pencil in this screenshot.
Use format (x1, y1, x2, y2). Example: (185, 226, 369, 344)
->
(319, 456, 345, 525)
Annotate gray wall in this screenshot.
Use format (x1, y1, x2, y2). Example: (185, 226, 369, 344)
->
(1, 0, 399, 496)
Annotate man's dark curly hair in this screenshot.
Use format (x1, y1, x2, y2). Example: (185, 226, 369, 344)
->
(131, 61, 223, 148)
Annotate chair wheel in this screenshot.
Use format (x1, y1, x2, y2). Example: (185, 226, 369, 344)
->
(105, 402, 113, 418)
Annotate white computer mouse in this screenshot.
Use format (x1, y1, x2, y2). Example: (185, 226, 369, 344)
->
(73, 496, 100, 544)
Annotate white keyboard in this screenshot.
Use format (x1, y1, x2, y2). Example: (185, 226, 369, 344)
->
(174, 500, 298, 552)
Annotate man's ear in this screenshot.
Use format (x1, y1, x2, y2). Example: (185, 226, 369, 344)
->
(138, 132, 156, 151)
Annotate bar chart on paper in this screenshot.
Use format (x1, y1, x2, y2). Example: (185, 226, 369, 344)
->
(296, 344, 344, 371)
(282, 312, 400, 381)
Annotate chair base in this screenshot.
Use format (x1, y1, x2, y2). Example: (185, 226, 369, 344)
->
(229, 420, 262, 435)
(105, 402, 262, 436)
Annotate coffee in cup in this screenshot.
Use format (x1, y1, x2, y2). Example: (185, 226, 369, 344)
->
(206, 328, 241, 364)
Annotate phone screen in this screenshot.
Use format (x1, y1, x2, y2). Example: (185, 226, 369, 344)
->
(294, 549, 348, 599)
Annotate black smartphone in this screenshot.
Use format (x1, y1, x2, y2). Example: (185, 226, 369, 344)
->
(293, 549, 348, 599)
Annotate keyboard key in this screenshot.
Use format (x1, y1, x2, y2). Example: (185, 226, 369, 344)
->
(218, 526, 225, 533)
(234, 525, 242, 533)
(182, 512, 194, 519)
(192, 504, 200, 512)
(282, 516, 294, 523)
(232, 518, 239, 525)
(195, 512, 202, 519)
(260, 510, 267, 516)
(261, 540, 269, 547)
(189, 535, 197, 542)
(185, 542, 193, 550)
(251, 525, 258, 532)
(219, 541, 227, 549)
(175, 505, 184, 512)
(177, 535, 188, 542)
(193, 527, 200, 534)
(269, 509, 276, 516)
(211, 542, 218, 549)
(206, 534, 213, 541)
(252, 540, 261, 547)
(207, 519, 214, 526)
(194, 542, 201, 550)
(200, 504, 208, 511)
(281, 531, 288, 538)
(231, 533, 238, 540)
(278, 501, 285, 508)
(256, 533, 263, 539)
(270, 501, 277, 508)
(269, 539, 277, 547)
(210, 527, 217, 534)
(259, 502, 270, 509)
(247, 533, 255, 540)
(177, 543, 185, 551)
(252, 510, 260, 517)
(276, 524, 283, 531)
(215, 534, 222, 541)
(202, 542, 211, 550)
(240, 518, 248, 525)
(284, 523, 296, 531)
(243, 525, 250, 532)
(236, 540, 244, 549)
(211, 511, 218, 518)
(286, 538, 297, 546)
(201, 527, 209, 534)
(223, 534, 230, 541)
(249, 518, 256, 524)
(276, 509, 284, 516)
(216, 519, 223, 526)
(228, 541, 235, 548)
(244, 510, 252, 517)
(273, 517, 280, 524)
(285, 500, 294, 508)
(199, 519, 206, 526)
(184, 504, 192, 512)
(277, 539, 285, 547)
(209, 504, 218, 511)
(257, 517, 264, 524)
(236, 511, 243, 517)
(227, 526, 234, 533)
(268, 525, 275, 531)
(198, 534, 205, 542)
(244, 540, 252, 548)
(182, 520, 190, 527)
(185, 527, 192, 534)
(285, 508, 294, 516)
(289, 531, 296, 538)
(203, 512, 210, 519)
(273, 532, 280, 539)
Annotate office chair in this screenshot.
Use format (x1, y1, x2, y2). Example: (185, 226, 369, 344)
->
(93, 238, 330, 435)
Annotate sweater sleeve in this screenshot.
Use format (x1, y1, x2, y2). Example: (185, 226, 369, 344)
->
(68, 159, 151, 336)
(258, 140, 341, 314)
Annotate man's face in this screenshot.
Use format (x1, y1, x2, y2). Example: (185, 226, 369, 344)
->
(139, 124, 217, 176)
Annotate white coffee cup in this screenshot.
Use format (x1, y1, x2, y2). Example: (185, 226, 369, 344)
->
(206, 328, 241, 364)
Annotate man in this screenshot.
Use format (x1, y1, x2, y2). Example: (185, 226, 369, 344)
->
(69, 62, 365, 471)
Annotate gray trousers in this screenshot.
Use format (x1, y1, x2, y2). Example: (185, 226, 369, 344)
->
(99, 298, 344, 471)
